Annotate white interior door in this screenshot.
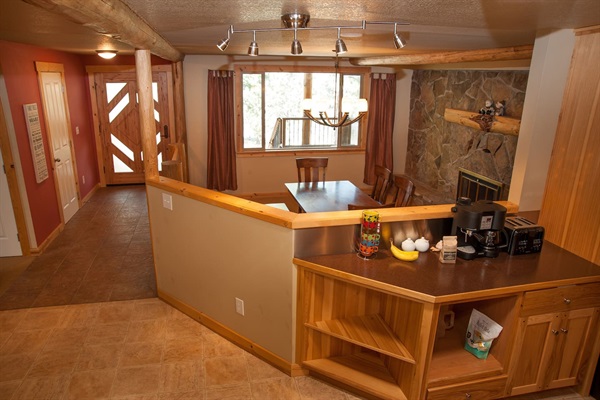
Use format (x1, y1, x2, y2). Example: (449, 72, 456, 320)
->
(0, 149, 21, 256)
(39, 71, 79, 223)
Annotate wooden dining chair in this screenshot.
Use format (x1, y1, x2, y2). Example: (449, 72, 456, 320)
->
(389, 174, 416, 207)
(296, 157, 328, 183)
(370, 165, 393, 203)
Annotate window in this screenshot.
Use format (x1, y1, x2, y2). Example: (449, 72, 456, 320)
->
(236, 65, 369, 152)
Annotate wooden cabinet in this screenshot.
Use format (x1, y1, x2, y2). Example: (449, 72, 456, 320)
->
(507, 284, 600, 396)
(295, 253, 600, 400)
(297, 267, 432, 400)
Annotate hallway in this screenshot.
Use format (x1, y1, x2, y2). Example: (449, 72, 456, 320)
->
(0, 185, 155, 310)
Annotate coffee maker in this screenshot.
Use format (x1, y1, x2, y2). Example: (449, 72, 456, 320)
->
(451, 198, 507, 260)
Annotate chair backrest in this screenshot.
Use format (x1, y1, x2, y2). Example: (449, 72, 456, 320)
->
(296, 157, 328, 183)
(370, 165, 393, 203)
(390, 174, 416, 207)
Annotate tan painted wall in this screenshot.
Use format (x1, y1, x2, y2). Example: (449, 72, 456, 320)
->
(147, 185, 296, 360)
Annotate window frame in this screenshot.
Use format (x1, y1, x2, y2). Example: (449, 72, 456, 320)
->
(234, 64, 371, 155)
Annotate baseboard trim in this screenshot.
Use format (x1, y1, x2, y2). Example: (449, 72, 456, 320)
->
(30, 223, 63, 255)
(158, 289, 305, 377)
(81, 183, 100, 204)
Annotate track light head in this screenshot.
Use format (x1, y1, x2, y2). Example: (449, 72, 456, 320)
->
(291, 39, 303, 55)
(217, 36, 230, 51)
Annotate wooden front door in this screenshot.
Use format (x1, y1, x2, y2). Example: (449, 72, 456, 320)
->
(94, 71, 172, 185)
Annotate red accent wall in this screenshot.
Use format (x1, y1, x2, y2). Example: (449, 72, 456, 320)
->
(0, 40, 99, 246)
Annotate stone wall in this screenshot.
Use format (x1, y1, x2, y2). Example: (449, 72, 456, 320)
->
(406, 70, 529, 204)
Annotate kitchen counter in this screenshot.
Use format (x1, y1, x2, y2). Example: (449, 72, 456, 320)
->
(294, 242, 600, 303)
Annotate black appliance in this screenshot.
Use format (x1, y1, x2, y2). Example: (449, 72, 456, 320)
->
(451, 198, 507, 260)
(504, 216, 545, 255)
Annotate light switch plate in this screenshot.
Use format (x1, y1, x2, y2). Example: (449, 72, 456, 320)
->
(162, 193, 173, 210)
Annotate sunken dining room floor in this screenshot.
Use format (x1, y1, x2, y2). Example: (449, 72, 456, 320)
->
(0, 185, 155, 310)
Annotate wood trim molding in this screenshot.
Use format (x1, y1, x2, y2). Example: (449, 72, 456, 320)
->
(350, 45, 533, 67)
(0, 93, 31, 255)
(158, 289, 304, 377)
(23, 0, 183, 62)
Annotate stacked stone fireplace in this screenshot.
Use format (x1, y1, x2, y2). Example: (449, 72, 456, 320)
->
(405, 70, 529, 205)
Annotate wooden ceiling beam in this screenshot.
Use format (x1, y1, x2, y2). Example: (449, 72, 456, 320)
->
(350, 45, 533, 67)
(23, 0, 183, 62)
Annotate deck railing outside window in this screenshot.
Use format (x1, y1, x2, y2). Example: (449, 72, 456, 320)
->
(269, 117, 357, 149)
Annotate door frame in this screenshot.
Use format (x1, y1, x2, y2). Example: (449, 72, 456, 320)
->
(35, 62, 81, 224)
(86, 65, 175, 186)
(0, 84, 31, 255)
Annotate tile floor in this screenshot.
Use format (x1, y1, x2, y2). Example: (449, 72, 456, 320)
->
(0, 298, 363, 400)
(0, 185, 155, 310)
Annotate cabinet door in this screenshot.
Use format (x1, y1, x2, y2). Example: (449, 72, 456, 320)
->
(545, 308, 596, 390)
(508, 308, 598, 396)
(508, 313, 560, 396)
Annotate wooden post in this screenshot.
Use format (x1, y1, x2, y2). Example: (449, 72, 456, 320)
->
(135, 49, 159, 180)
(172, 61, 189, 182)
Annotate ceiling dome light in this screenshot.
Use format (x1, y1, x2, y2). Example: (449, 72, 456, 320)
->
(96, 50, 118, 59)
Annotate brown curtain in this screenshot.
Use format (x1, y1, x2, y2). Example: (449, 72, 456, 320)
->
(363, 73, 396, 185)
(207, 70, 237, 191)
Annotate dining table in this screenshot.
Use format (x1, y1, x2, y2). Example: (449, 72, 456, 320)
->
(285, 180, 383, 213)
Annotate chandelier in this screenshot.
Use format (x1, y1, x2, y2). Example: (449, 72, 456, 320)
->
(301, 55, 369, 128)
(216, 13, 409, 128)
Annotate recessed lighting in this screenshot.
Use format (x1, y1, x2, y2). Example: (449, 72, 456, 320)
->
(96, 50, 118, 59)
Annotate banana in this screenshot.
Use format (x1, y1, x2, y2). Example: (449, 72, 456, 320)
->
(390, 239, 419, 261)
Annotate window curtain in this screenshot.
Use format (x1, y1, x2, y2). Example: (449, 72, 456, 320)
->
(363, 73, 396, 185)
(207, 70, 237, 191)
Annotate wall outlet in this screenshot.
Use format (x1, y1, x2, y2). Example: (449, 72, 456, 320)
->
(162, 193, 173, 210)
(235, 297, 245, 316)
(75, 126, 80, 135)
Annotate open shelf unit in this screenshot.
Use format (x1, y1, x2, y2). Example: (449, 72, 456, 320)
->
(305, 314, 415, 363)
(297, 268, 428, 400)
(427, 296, 520, 389)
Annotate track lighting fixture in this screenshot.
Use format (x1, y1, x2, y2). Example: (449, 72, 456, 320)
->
(291, 28, 302, 55)
(393, 23, 407, 49)
(217, 26, 232, 51)
(334, 28, 347, 55)
(248, 31, 259, 56)
(216, 13, 408, 56)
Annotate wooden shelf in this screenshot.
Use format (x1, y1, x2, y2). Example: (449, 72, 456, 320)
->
(428, 322, 503, 386)
(444, 108, 521, 136)
(304, 352, 408, 400)
(306, 314, 416, 364)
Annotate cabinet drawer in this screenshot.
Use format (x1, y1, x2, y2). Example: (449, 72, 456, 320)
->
(427, 376, 507, 400)
(520, 283, 600, 316)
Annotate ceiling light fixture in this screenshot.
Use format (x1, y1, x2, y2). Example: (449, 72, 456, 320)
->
(248, 31, 259, 56)
(217, 26, 232, 51)
(96, 50, 118, 59)
(291, 27, 302, 55)
(216, 13, 408, 56)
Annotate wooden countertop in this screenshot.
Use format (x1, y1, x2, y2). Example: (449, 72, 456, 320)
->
(294, 242, 600, 303)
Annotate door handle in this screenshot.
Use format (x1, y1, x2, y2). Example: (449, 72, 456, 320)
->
(54, 158, 61, 162)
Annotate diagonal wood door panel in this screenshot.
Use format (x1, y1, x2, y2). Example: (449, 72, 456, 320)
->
(94, 71, 171, 185)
